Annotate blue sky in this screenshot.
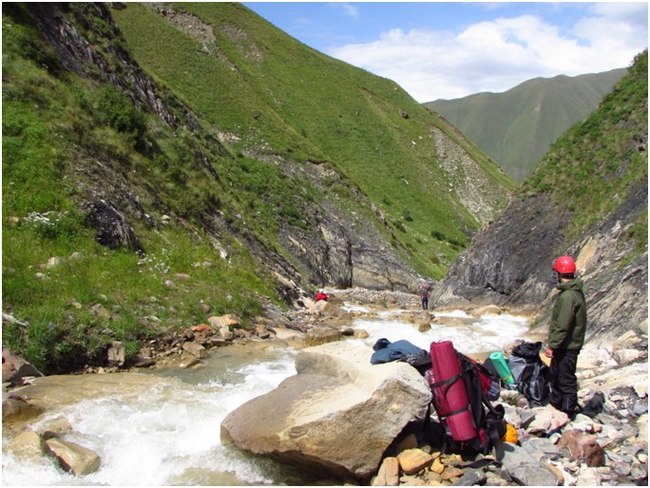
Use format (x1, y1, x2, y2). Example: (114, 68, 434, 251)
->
(244, 2, 648, 102)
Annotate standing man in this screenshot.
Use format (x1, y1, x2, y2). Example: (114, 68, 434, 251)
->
(419, 283, 431, 310)
(544, 255, 587, 418)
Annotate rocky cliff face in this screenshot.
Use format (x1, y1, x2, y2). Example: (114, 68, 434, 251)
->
(432, 183, 648, 342)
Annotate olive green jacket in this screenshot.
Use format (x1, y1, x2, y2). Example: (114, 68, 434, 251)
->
(548, 278, 587, 350)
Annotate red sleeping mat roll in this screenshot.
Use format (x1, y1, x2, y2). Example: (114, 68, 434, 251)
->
(427, 341, 477, 442)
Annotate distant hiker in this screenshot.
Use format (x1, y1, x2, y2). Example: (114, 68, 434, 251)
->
(314, 290, 329, 302)
(419, 283, 431, 310)
(544, 255, 587, 418)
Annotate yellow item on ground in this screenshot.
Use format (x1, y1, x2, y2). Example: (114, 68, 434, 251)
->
(503, 422, 518, 443)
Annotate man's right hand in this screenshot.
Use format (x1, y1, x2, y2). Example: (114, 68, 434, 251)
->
(544, 347, 553, 358)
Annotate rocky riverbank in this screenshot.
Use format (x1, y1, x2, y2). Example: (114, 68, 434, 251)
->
(368, 335, 648, 486)
(3, 288, 648, 485)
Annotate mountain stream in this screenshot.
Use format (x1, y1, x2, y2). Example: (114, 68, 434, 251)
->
(2, 306, 529, 485)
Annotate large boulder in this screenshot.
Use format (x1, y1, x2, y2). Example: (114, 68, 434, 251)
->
(220, 341, 431, 479)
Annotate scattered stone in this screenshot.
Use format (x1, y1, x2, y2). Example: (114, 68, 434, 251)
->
(541, 460, 566, 485)
(90, 303, 110, 319)
(192, 324, 214, 334)
(10, 430, 43, 460)
(633, 381, 648, 398)
(440, 465, 464, 480)
(2, 349, 44, 386)
(107, 341, 125, 367)
(527, 405, 569, 434)
(132, 355, 155, 368)
(633, 402, 648, 416)
(355, 329, 369, 339)
(164, 280, 177, 289)
(557, 430, 606, 467)
(574, 466, 602, 486)
(303, 327, 341, 347)
(2, 396, 44, 422)
(182, 342, 207, 359)
(613, 330, 643, 349)
(372, 456, 400, 486)
(45, 438, 101, 476)
(453, 468, 487, 485)
(34, 416, 73, 440)
(430, 457, 445, 474)
(496, 442, 559, 486)
(83, 199, 144, 255)
(472, 305, 502, 316)
(613, 348, 643, 365)
(255, 323, 271, 339)
(219, 327, 234, 341)
(208, 314, 241, 329)
(396, 448, 433, 475)
(178, 355, 201, 369)
(520, 436, 562, 461)
(415, 320, 431, 332)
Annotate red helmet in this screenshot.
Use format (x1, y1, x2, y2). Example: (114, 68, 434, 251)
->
(553, 255, 576, 275)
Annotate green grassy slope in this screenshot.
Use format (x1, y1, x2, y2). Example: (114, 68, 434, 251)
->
(1, 4, 281, 372)
(524, 51, 647, 246)
(2, 2, 512, 373)
(112, 3, 513, 252)
(427, 68, 628, 182)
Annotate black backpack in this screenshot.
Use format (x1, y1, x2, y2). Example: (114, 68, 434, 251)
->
(457, 354, 506, 454)
(508, 341, 550, 407)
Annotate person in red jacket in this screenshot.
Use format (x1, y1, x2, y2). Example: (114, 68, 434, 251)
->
(314, 290, 329, 302)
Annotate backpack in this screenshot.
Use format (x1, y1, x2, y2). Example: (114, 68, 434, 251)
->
(425, 341, 506, 455)
(508, 341, 550, 407)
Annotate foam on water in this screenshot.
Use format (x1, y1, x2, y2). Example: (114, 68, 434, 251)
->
(353, 312, 529, 355)
(2, 355, 297, 486)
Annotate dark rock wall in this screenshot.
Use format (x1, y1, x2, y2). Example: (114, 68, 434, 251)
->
(432, 181, 648, 342)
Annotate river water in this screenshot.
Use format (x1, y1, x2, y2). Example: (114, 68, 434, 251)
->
(2, 306, 529, 486)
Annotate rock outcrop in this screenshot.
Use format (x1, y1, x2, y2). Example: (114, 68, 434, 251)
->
(220, 341, 431, 479)
(2, 349, 44, 386)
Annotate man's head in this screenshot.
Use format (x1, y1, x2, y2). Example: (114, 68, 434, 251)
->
(553, 255, 576, 282)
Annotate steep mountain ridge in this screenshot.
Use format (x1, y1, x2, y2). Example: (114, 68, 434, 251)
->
(432, 51, 648, 343)
(2, 3, 511, 372)
(427, 68, 628, 182)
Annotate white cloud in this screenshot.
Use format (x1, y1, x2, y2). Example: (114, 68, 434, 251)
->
(331, 2, 359, 18)
(327, 6, 647, 102)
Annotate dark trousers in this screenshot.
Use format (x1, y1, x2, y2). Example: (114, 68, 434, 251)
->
(549, 348, 580, 414)
(421, 297, 428, 310)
